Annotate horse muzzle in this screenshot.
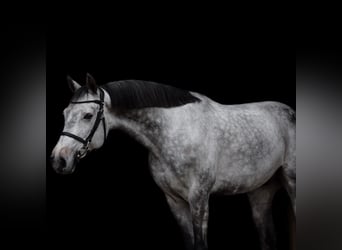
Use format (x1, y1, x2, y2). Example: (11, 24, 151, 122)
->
(50, 149, 78, 175)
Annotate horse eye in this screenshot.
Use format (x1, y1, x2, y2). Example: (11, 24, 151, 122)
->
(83, 113, 93, 120)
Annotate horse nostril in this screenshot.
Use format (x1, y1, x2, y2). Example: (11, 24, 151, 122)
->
(59, 157, 67, 169)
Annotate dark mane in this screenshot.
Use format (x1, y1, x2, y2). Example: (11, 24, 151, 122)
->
(101, 80, 201, 109)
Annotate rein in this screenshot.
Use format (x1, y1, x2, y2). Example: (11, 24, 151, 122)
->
(61, 88, 106, 160)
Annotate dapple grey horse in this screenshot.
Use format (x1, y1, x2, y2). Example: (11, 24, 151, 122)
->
(51, 74, 296, 250)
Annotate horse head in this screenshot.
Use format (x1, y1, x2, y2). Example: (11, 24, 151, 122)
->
(51, 73, 107, 174)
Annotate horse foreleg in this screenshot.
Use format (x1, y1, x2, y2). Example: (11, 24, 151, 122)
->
(189, 189, 210, 250)
(165, 194, 194, 250)
(247, 178, 280, 250)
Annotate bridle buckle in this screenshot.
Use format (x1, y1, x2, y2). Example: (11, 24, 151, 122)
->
(77, 141, 90, 160)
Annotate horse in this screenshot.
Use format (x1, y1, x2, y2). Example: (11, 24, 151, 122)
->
(50, 73, 296, 250)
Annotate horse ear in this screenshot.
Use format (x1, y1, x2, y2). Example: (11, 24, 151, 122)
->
(67, 76, 81, 93)
(86, 73, 97, 93)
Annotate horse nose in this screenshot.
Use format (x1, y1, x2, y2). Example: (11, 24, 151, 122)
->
(53, 156, 67, 173)
(52, 155, 67, 173)
(50, 147, 72, 174)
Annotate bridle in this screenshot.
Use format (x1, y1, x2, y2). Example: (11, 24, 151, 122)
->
(61, 88, 107, 160)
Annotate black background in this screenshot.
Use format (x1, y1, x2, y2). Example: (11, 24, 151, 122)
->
(48, 24, 294, 250)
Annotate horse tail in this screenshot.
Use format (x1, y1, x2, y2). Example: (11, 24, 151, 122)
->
(268, 102, 296, 249)
(288, 200, 296, 250)
(280, 104, 296, 250)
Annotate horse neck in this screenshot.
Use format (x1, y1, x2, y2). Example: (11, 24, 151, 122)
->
(108, 108, 164, 155)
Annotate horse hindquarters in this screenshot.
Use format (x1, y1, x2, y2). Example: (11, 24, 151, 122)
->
(271, 102, 296, 215)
